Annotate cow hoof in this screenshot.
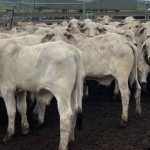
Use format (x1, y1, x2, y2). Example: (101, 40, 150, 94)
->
(35, 122, 44, 129)
(135, 113, 142, 119)
(3, 135, 13, 143)
(21, 128, 29, 135)
(33, 113, 38, 121)
(113, 94, 121, 101)
(69, 137, 75, 143)
(118, 120, 127, 129)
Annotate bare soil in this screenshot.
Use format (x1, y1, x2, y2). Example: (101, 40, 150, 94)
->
(0, 81, 150, 150)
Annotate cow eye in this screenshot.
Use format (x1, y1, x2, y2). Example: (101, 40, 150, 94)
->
(80, 28, 87, 33)
(126, 35, 132, 41)
(135, 25, 139, 28)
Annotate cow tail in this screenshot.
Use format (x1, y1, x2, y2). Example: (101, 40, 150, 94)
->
(72, 48, 85, 130)
(127, 42, 138, 89)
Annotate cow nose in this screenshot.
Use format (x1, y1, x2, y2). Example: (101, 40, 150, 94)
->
(89, 35, 94, 37)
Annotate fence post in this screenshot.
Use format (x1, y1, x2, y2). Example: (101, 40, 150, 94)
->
(9, 9, 14, 30)
(82, 2, 86, 20)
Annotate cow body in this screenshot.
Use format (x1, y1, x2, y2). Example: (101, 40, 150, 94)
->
(0, 40, 84, 150)
(37, 31, 141, 127)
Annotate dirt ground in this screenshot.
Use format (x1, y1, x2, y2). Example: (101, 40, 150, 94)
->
(0, 81, 150, 150)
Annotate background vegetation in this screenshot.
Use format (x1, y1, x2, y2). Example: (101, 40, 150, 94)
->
(0, 0, 149, 12)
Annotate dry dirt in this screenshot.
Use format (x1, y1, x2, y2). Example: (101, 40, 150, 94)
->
(0, 81, 150, 150)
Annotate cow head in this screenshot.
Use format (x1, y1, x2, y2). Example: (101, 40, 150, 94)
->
(123, 16, 137, 25)
(141, 38, 150, 66)
(138, 65, 149, 93)
(97, 15, 112, 25)
(96, 25, 107, 34)
(125, 30, 137, 45)
(67, 19, 81, 33)
(138, 22, 150, 43)
(80, 23, 106, 37)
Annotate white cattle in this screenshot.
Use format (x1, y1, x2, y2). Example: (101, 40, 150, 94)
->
(137, 22, 150, 47)
(68, 19, 80, 33)
(135, 22, 150, 91)
(0, 34, 55, 132)
(138, 38, 150, 90)
(36, 31, 141, 128)
(123, 16, 136, 24)
(34, 27, 53, 35)
(0, 34, 51, 46)
(80, 22, 106, 37)
(0, 40, 84, 150)
(61, 20, 68, 27)
(104, 24, 125, 34)
(97, 15, 112, 25)
(83, 19, 92, 25)
(116, 19, 141, 35)
(0, 31, 29, 39)
(108, 21, 120, 27)
(79, 22, 137, 45)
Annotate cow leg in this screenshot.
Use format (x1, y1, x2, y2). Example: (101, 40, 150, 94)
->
(2, 90, 16, 142)
(117, 79, 130, 127)
(69, 96, 77, 142)
(135, 81, 142, 115)
(138, 65, 149, 93)
(56, 93, 73, 150)
(69, 113, 76, 143)
(16, 91, 29, 135)
(113, 80, 120, 99)
(84, 81, 89, 98)
(114, 80, 119, 95)
(33, 101, 47, 126)
(33, 91, 53, 126)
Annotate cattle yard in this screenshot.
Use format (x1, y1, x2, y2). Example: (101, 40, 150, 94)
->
(0, 0, 150, 150)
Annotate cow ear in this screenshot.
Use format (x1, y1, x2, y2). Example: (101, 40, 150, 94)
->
(64, 32, 74, 40)
(66, 28, 72, 33)
(141, 43, 147, 58)
(116, 22, 125, 28)
(142, 43, 146, 52)
(41, 33, 54, 43)
(68, 23, 71, 28)
(138, 27, 145, 36)
(97, 27, 107, 34)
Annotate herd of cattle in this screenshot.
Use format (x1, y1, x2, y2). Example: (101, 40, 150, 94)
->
(0, 15, 150, 150)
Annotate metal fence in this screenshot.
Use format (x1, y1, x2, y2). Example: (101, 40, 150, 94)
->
(0, 11, 150, 29)
(94, 12, 150, 22)
(0, 1, 149, 29)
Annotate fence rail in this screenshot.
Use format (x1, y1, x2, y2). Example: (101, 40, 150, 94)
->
(94, 12, 150, 21)
(0, 11, 150, 29)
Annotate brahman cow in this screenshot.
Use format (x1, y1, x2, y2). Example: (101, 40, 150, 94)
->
(0, 40, 84, 150)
